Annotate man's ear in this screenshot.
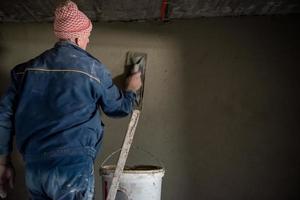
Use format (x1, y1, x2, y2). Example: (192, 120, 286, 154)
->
(75, 38, 80, 46)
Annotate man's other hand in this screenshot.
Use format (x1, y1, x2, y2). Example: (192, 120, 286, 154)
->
(0, 162, 15, 199)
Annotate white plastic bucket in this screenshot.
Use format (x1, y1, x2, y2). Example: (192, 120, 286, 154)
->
(100, 148, 165, 200)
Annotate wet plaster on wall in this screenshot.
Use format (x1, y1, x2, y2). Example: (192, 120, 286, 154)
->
(0, 16, 300, 199)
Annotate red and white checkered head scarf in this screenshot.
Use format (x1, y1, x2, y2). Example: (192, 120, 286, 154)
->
(54, 1, 92, 40)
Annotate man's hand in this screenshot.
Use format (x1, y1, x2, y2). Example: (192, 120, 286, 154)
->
(0, 156, 15, 199)
(126, 72, 142, 93)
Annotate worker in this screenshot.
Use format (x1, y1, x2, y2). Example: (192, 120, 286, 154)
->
(0, 1, 142, 199)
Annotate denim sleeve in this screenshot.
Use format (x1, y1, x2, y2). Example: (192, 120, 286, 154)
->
(0, 72, 17, 155)
(98, 69, 136, 118)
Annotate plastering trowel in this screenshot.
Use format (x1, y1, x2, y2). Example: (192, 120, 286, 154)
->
(106, 52, 147, 200)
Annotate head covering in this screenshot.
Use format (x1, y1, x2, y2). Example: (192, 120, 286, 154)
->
(53, 0, 92, 39)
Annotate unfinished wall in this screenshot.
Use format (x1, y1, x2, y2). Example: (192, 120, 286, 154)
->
(0, 16, 299, 199)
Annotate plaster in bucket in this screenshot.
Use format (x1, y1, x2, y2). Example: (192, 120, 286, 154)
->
(100, 148, 165, 200)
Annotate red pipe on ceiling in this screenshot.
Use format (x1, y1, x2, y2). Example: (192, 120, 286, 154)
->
(160, 0, 168, 21)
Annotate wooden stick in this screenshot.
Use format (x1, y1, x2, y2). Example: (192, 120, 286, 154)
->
(106, 110, 141, 200)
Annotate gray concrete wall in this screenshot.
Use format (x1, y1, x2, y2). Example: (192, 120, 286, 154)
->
(0, 16, 299, 199)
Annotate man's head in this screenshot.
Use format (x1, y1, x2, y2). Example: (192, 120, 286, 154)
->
(53, 0, 92, 50)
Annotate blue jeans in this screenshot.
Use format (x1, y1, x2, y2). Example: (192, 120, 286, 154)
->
(25, 156, 94, 200)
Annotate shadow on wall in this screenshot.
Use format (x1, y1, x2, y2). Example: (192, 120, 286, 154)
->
(0, 35, 28, 200)
(112, 63, 133, 90)
(0, 44, 9, 94)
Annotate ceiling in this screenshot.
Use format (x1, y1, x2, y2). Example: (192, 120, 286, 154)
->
(0, 0, 299, 22)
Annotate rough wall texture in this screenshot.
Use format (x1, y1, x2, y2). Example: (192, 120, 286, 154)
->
(0, 0, 300, 22)
(0, 16, 300, 199)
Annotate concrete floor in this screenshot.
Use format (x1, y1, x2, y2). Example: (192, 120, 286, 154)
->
(0, 16, 299, 199)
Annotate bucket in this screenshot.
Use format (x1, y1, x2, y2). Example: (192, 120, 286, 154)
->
(100, 147, 165, 200)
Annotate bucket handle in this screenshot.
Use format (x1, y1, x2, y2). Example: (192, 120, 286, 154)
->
(101, 145, 165, 169)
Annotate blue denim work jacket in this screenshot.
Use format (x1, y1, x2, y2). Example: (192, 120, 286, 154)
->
(0, 41, 135, 161)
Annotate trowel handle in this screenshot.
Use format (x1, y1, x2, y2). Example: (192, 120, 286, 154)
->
(131, 64, 141, 74)
(126, 52, 146, 110)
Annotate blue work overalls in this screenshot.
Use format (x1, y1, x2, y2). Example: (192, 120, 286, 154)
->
(0, 41, 135, 199)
